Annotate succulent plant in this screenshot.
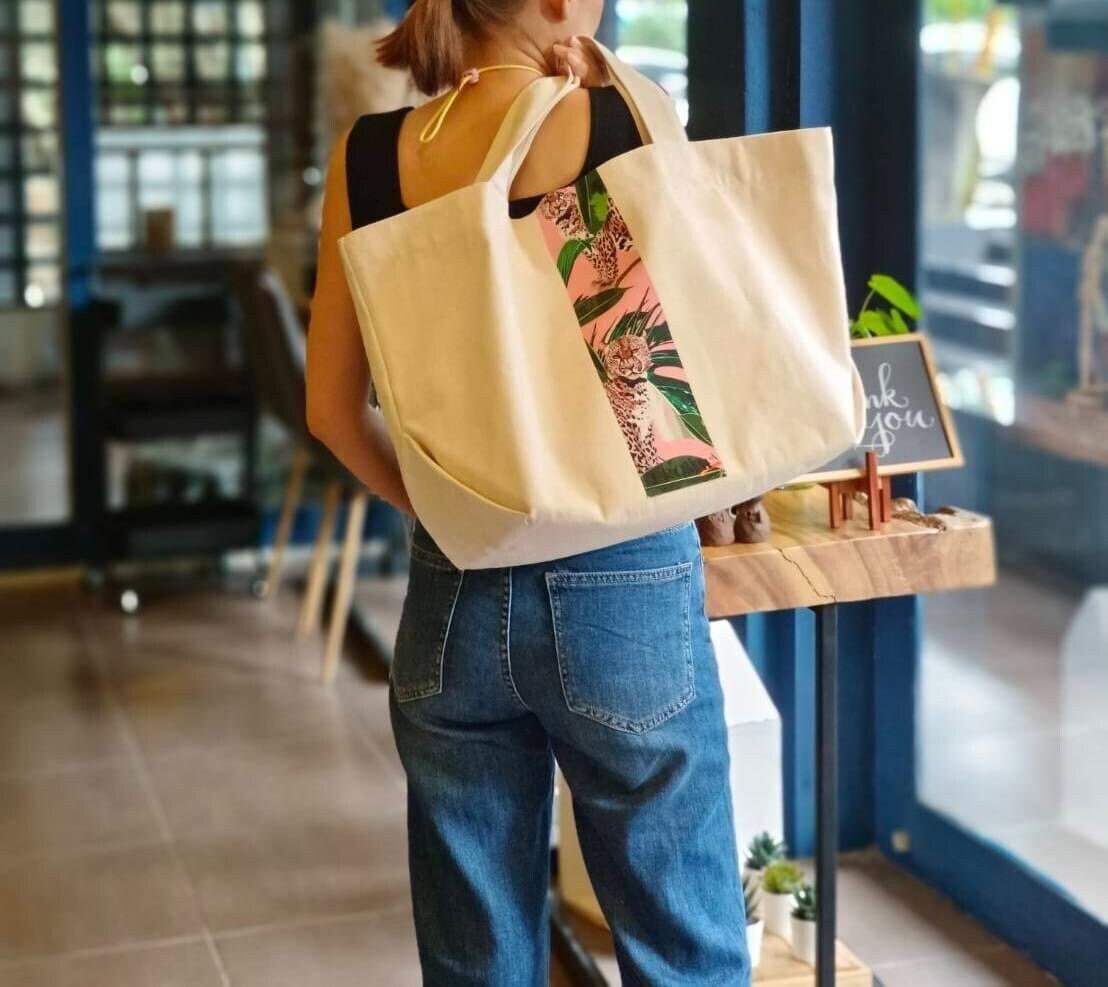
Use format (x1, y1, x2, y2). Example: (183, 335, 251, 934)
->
(744, 832, 787, 871)
(762, 860, 804, 895)
(742, 870, 762, 924)
(792, 882, 817, 922)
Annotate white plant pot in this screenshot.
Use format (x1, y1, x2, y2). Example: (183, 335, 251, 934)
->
(742, 864, 764, 893)
(791, 917, 817, 965)
(763, 891, 793, 941)
(746, 918, 764, 969)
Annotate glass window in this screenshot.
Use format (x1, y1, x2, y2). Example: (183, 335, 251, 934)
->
(918, 0, 1108, 925)
(237, 1, 266, 38)
(103, 43, 143, 85)
(20, 43, 57, 83)
(25, 220, 59, 259)
(20, 88, 55, 128)
(20, 1, 53, 34)
(614, 0, 688, 125)
(92, 2, 281, 251)
(193, 1, 229, 35)
(150, 2, 186, 34)
(236, 43, 266, 82)
(106, 0, 142, 35)
(151, 44, 186, 82)
(24, 174, 59, 215)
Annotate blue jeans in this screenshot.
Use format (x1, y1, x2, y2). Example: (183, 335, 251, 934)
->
(389, 521, 751, 986)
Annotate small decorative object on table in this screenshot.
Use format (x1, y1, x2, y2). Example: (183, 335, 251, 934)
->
(742, 831, 787, 890)
(790, 882, 818, 965)
(761, 860, 804, 941)
(696, 495, 772, 547)
(743, 870, 765, 970)
(734, 496, 771, 543)
(696, 507, 737, 546)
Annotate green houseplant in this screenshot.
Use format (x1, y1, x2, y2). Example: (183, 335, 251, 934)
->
(850, 273, 919, 339)
(743, 832, 787, 887)
(761, 859, 804, 940)
(791, 882, 818, 964)
(743, 870, 764, 969)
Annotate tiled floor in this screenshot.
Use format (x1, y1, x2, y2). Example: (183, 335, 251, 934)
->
(920, 574, 1108, 921)
(0, 574, 1059, 986)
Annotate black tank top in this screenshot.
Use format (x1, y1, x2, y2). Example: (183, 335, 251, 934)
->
(345, 85, 643, 229)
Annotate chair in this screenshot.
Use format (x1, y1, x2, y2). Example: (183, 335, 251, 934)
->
(234, 261, 369, 684)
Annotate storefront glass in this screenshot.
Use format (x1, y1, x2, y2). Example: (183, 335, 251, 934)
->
(614, 0, 687, 124)
(918, 0, 1108, 923)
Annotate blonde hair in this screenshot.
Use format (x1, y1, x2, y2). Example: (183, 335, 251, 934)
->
(376, 0, 528, 95)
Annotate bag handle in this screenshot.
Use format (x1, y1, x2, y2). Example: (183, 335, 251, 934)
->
(476, 39, 687, 192)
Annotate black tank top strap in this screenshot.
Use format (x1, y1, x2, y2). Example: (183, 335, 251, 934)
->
(345, 107, 410, 230)
(344, 86, 643, 230)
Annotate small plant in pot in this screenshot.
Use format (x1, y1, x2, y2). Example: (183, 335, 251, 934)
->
(760, 859, 804, 941)
(742, 871, 764, 970)
(743, 832, 787, 890)
(790, 882, 818, 965)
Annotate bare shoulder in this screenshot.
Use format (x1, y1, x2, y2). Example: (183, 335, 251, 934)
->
(515, 87, 592, 197)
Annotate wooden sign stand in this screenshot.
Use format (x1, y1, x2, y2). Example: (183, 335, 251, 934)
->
(823, 451, 892, 531)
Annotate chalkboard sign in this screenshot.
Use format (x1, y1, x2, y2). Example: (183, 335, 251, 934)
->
(800, 334, 963, 482)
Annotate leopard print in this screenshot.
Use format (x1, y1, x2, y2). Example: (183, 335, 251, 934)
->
(539, 186, 634, 288)
(602, 335, 661, 474)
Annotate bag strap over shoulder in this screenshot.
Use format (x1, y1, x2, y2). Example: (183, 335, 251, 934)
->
(476, 41, 686, 192)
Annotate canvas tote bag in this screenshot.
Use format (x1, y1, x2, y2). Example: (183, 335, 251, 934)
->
(339, 41, 864, 569)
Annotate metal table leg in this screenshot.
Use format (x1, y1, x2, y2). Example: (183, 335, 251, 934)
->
(813, 604, 840, 987)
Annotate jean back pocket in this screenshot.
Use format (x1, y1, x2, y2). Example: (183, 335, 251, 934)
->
(545, 562, 695, 733)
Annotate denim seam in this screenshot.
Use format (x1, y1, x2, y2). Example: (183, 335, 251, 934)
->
(408, 542, 457, 571)
(545, 565, 696, 734)
(499, 568, 529, 711)
(546, 561, 693, 586)
(392, 569, 464, 702)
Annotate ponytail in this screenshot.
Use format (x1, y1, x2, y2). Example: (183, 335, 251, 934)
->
(376, 0, 525, 96)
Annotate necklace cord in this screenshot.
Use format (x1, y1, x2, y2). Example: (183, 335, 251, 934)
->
(418, 64, 546, 144)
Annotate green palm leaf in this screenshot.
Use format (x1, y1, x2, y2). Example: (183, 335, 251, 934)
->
(556, 239, 590, 284)
(640, 457, 724, 495)
(867, 274, 920, 319)
(648, 371, 712, 443)
(606, 309, 651, 343)
(575, 172, 609, 234)
(649, 349, 683, 369)
(587, 345, 608, 382)
(647, 322, 672, 348)
(575, 287, 627, 326)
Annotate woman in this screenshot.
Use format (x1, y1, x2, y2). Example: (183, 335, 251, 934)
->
(306, 1, 751, 983)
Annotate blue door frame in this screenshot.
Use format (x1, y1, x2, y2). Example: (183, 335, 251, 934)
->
(0, 0, 96, 570)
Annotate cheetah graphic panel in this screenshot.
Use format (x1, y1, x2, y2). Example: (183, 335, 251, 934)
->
(536, 171, 726, 497)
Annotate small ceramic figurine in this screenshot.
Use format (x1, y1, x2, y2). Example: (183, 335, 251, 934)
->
(696, 496, 772, 546)
(696, 508, 737, 546)
(734, 496, 771, 543)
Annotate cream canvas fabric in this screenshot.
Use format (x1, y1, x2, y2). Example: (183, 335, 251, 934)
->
(339, 42, 864, 569)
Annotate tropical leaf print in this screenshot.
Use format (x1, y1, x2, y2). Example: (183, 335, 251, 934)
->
(536, 169, 726, 497)
(640, 457, 726, 494)
(574, 287, 628, 326)
(556, 239, 589, 285)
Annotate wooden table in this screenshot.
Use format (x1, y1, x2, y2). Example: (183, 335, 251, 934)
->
(554, 486, 995, 987)
(708, 486, 994, 986)
(703, 485, 995, 617)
